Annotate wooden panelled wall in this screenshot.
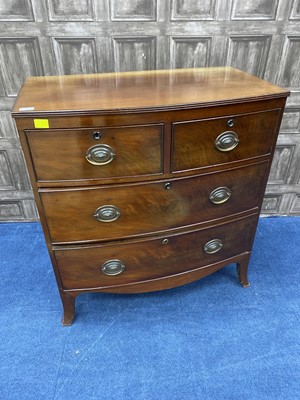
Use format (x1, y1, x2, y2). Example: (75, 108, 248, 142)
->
(0, 0, 300, 220)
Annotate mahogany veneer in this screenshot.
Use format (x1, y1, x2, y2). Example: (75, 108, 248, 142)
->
(12, 67, 289, 325)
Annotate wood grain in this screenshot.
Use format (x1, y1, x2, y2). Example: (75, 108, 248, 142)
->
(26, 124, 163, 181)
(172, 108, 280, 171)
(41, 161, 268, 244)
(12, 67, 288, 116)
(12, 67, 289, 323)
(55, 214, 257, 290)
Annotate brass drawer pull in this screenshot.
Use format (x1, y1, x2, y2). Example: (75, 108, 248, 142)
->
(203, 239, 223, 254)
(101, 259, 125, 276)
(209, 187, 232, 204)
(94, 205, 121, 222)
(86, 144, 115, 165)
(215, 131, 239, 152)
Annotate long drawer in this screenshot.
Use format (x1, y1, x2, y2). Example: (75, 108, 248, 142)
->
(55, 214, 257, 290)
(41, 162, 267, 244)
(26, 124, 163, 182)
(172, 109, 280, 172)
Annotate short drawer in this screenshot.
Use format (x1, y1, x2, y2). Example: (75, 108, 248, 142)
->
(55, 214, 257, 290)
(172, 109, 280, 172)
(26, 124, 163, 182)
(41, 162, 267, 244)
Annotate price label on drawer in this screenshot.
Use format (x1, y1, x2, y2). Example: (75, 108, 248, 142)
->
(34, 119, 49, 129)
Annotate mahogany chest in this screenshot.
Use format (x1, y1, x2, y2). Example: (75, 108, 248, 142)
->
(12, 67, 289, 325)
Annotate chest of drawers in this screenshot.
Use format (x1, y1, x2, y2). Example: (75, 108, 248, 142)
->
(12, 67, 289, 325)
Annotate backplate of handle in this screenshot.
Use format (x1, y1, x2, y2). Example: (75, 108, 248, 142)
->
(86, 144, 115, 165)
(215, 131, 239, 152)
(203, 239, 223, 254)
(101, 259, 125, 276)
(209, 187, 232, 204)
(93, 205, 121, 222)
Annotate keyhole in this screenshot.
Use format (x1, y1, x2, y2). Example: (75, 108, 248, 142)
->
(227, 119, 234, 128)
(93, 131, 102, 140)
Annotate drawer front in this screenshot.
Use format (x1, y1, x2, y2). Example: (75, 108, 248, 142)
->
(26, 124, 163, 181)
(172, 109, 280, 172)
(55, 215, 257, 290)
(41, 162, 267, 243)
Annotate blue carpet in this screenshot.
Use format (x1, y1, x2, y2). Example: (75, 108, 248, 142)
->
(0, 217, 299, 400)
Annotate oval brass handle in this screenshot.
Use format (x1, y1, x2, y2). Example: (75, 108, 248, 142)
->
(203, 239, 223, 254)
(209, 187, 232, 205)
(215, 131, 239, 152)
(86, 144, 115, 165)
(101, 259, 125, 276)
(94, 205, 121, 222)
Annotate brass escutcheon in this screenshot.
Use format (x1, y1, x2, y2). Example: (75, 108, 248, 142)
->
(203, 239, 223, 254)
(101, 259, 125, 276)
(215, 131, 239, 152)
(209, 187, 232, 205)
(93, 205, 121, 222)
(86, 144, 115, 165)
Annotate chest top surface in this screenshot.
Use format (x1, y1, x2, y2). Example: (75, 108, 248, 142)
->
(12, 67, 289, 117)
